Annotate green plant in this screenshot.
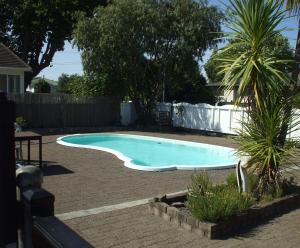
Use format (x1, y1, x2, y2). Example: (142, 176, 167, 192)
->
(260, 187, 283, 203)
(235, 98, 300, 196)
(0, 0, 106, 87)
(205, 34, 293, 84)
(219, 0, 290, 108)
(187, 173, 254, 222)
(34, 78, 51, 93)
(226, 171, 258, 192)
(226, 172, 238, 188)
(218, 0, 299, 196)
(74, 0, 223, 121)
(15, 116, 26, 127)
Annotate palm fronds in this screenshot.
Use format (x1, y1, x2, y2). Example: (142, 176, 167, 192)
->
(217, 0, 292, 109)
(286, 0, 300, 15)
(220, 0, 298, 196)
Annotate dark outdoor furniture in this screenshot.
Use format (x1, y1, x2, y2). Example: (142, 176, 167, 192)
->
(157, 111, 171, 126)
(15, 131, 42, 167)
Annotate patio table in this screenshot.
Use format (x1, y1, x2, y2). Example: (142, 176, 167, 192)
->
(15, 131, 42, 167)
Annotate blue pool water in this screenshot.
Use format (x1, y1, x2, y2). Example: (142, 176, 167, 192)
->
(57, 133, 237, 171)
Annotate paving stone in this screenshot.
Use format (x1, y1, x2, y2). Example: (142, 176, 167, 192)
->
(26, 130, 300, 247)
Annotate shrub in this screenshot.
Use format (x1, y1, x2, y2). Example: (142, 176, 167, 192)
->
(187, 173, 254, 223)
(15, 116, 26, 127)
(226, 172, 238, 188)
(226, 172, 258, 193)
(34, 78, 51, 93)
(260, 185, 284, 203)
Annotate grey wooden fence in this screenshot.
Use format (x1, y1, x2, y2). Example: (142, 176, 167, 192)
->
(7, 93, 120, 128)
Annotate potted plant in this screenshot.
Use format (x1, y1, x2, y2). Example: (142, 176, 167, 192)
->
(15, 116, 26, 132)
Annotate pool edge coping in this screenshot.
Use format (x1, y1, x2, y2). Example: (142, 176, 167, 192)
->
(56, 133, 237, 172)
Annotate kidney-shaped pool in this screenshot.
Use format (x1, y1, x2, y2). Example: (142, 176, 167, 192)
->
(57, 133, 237, 171)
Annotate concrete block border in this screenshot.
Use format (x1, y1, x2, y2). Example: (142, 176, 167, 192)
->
(148, 191, 300, 239)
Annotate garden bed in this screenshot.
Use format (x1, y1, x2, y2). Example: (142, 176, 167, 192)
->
(148, 190, 300, 239)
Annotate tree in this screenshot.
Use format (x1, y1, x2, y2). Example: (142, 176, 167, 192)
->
(166, 74, 216, 104)
(286, 0, 300, 92)
(205, 34, 293, 84)
(34, 78, 51, 93)
(74, 0, 223, 122)
(220, 0, 298, 196)
(0, 0, 108, 87)
(57, 74, 71, 94)
(57, 73, 97, 96)
(275, 0, 300, 150)
(165, 58, 216, 104)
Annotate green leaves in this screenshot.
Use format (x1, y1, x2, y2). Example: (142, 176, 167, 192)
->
(205, 34, 293, 84)
(219, 0, 292, 108)
(234, 95, 300, 195)
(286, 0, 300, 15)
(34, 78, 51, 93)
(187, 173, 254, 222)
(74, 0, 223, 120)
(0, 0, 105, 83)
(220, 0, 298, 195)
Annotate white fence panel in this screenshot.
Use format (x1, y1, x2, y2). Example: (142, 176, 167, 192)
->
(172, 103, 244, 134)
(159, 102, 300, 139)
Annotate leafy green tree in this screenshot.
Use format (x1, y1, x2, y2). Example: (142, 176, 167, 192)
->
(0, 0, 108, 87)
(56, 73, 93, 95)
(57, 74, 71, 94)
(286, 0, 300, 91)
(74, 0, 223, 121)
(205, 34, 293, 83)
(275, 0, 300, 150)
(66, 74, 104, 96)
(165, 58, 216, 104)
(166, 74, 216, 104)
(221, 0, 298, 197)
(34, 78, 51, 93)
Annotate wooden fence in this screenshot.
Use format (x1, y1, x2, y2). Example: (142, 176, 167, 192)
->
(7, 93, 120, 128)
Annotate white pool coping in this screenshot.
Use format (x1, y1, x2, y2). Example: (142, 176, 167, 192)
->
(56, 133, 237, 171)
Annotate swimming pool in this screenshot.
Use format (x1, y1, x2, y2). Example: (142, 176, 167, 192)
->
(57, 133, 237, 171)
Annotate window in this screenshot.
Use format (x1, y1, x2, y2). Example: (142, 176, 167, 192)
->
(0, 74, 21, 93)
(8, 75, 21, 93)
(0, 74, 7, 91)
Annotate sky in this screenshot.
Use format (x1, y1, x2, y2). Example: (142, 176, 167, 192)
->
(38, 0, 300, 81)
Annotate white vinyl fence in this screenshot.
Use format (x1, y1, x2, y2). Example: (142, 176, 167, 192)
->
(157, 102, 300, 139)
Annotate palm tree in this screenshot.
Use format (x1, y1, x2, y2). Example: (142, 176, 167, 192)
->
(219, 0, 298, 196)
(286, 0, 300, 13)
(219, 0, 290, 109)
(277, 0, 300, 148)
(281, 0, 300, 90)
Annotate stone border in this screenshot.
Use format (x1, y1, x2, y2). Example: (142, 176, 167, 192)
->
(148, 191, 300, 239)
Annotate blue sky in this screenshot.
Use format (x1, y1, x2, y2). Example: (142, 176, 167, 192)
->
(38, 0, 299, 81)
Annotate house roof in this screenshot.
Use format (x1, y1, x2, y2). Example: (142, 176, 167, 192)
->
(0, 43, 31, 71)
(31, 77, 58, 86)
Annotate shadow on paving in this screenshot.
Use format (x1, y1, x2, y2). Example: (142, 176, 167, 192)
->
(42, 164, 74, 176)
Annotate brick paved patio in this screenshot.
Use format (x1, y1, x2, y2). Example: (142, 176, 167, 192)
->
(27, 130, 300, 247)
